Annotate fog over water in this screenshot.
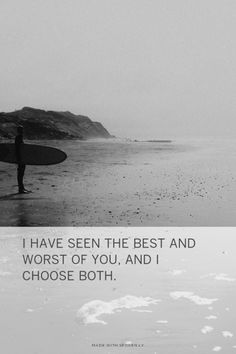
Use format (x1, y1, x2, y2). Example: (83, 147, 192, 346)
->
(1, 0, 236, 138)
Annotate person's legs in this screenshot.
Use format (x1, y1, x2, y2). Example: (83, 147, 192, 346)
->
(17, 164, 26, 192)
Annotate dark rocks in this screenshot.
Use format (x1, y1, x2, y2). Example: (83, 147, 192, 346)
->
(0, 106, 112, 140)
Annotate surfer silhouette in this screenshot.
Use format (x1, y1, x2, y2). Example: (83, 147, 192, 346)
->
(15, 126, 27, 193)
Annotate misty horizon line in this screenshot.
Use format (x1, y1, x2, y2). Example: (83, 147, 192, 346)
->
(1, 105, 236, 140)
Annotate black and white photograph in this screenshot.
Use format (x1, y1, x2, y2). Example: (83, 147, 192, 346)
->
(0, 1, 236, 353)
(0, 0, 236, 227)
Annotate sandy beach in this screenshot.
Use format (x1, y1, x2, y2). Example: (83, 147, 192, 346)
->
(0, 227, 235, 354)
(0, 138, 235, 226)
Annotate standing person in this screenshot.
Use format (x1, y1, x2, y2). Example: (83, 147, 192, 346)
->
(15, 126, 27, 193)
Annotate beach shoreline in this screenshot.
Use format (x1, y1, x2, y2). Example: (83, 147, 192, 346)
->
(0, 138, 235, 226)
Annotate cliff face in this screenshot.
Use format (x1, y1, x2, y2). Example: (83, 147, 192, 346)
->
(0, 107, 112, 140)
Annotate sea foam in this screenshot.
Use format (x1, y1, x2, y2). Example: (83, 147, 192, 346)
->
(202, 273, 235, 282)
(222, 331, 233, 338)
(201, 325, 214, 334)
(170, 291, 218, 305)
(169, 269, 186, 276)
(77, 295, 160, 325)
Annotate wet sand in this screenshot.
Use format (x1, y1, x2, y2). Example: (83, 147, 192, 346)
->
(0, 227, 235, 354)
(0, 138, 236, 226)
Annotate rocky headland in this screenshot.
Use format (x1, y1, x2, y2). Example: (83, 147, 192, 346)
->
(0, 107, 112, 140)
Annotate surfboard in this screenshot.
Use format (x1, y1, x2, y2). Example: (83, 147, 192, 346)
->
(0, 143, 67, 165)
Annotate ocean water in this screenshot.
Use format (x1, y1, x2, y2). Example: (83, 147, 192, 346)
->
(0, 227, 235, 354)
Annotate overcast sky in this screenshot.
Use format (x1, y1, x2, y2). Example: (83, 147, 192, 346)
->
(1, 0, 236, 138)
